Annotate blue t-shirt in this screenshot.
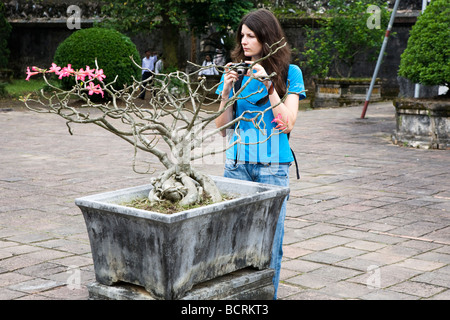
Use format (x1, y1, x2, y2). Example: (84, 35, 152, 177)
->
(216, 64, 306, 164)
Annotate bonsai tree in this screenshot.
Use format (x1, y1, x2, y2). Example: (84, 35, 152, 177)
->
(398, 0, 450, 91)
(301, 0, 390, 78)
(20, 42, 293, 208)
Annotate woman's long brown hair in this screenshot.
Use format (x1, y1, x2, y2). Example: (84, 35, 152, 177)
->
(231, 9, 291, 97)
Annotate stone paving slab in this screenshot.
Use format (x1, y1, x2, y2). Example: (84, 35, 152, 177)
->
(0, 101, 449, 300)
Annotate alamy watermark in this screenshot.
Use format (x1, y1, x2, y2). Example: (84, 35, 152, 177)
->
(366, 265, 381, 289)
(67, 5, 82, 30)
(366, 5, 381, 29)
(66, 265, 81, 290)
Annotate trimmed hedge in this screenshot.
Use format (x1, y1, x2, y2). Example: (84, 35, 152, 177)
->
(398, 0, 449, 87)
(53, 27, 140, 91)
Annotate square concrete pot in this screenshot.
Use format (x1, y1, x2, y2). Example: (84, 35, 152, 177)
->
(313, 78, 382, 108)
(75, 175, 289, 300)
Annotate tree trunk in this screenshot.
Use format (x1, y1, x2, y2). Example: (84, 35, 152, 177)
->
(162, 14, 180, 70)
(148, 135, 222, 206)
(148, 166, 222, 207)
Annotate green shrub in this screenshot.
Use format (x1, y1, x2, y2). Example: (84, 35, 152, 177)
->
(53, 27, 140, 92)
(398, 0, 450, 87)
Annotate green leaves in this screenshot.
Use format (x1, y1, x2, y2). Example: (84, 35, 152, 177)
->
(182, 0, 254, 35)
(398, 0, 450, 87)
(99, 0, 254, 36)
(301, 0, 389, 78)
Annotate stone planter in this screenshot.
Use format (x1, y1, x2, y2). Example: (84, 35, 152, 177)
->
(313, 78, 382, 109)
(392, 98, 450, 149)
(75, 175, 289, 300)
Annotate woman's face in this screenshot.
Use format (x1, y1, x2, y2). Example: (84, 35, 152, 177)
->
(241, 24, 263, 60)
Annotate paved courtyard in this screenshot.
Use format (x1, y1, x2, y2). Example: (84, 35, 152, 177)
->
(0, 101, 449, 300)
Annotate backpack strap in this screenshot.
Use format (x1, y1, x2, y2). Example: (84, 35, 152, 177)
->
(287, 132, 300, 179)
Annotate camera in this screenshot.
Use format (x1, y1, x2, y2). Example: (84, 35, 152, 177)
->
(231, 62, 250, 75)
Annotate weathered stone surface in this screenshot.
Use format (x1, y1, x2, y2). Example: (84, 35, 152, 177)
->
(392, 98, 450, 149)
(87, 268, 275, 300)
(313, 78, 382, 109)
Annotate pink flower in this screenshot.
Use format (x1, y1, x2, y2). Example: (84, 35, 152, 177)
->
(84, 66, 95, 80)
(87, 82, 104, 98)
(58, 64, 75, 79)
(76, 66, 95, 82)
(93, 69, 106, 82)
(25, 66, 39, 81)
(75, 68, 84, 81)
(76, 68, 87, 81)
(47, 63, 61, 75)
(271, 113, 288, 131)
(271, 113, 283, 124)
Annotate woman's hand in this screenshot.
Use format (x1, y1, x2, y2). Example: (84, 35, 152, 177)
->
(245, 61, 271, 89)
(216, 63, 239, 137)
(221, 63, 239, 98)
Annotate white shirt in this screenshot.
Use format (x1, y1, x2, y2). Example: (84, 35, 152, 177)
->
(142, 57, 154, 74)
(155, 59, 163, 74)
(199, 61, 218, 76)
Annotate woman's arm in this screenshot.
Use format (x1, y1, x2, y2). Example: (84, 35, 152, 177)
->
(215, 64, 239, 137)
(247, 62, 298, 133)
(266, 85, 299, 134)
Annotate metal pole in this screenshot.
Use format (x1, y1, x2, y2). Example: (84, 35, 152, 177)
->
(414, 0, 428, 98)
(361, 0, 401, 119)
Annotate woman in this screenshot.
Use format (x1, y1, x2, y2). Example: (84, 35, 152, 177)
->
(215, 8, 306, 299)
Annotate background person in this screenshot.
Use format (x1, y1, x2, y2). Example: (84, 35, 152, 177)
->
(155, 54, 164, 74)
(139, 49, 154, 99)
(199, 54, 219, 76)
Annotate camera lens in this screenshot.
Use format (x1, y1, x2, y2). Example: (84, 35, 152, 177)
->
(236, 63, 249, 75)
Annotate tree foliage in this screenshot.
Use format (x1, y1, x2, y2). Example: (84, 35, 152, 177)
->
(184, 0, 254, 35)
(98, 0, 255, 68)
(398, 0, 450, 87)
(100, 0, 253, 34)
(301, 0, 390, 78)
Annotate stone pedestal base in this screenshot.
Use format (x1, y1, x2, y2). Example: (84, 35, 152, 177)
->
(392, 98, 449, 149)
(88, 268, 275, 300)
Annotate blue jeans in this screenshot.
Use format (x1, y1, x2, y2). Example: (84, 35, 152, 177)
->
(224, 159, 289, 300)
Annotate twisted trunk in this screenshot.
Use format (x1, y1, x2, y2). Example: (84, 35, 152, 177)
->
(148, 130, 222, 206)
(148, 167, 222, 207)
